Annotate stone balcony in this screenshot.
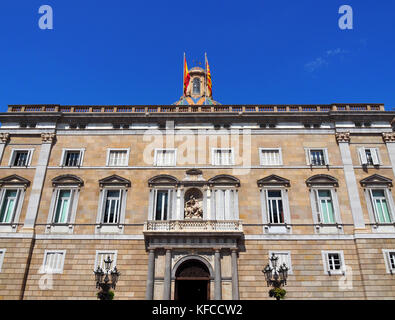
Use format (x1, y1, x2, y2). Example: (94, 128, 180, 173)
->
(143, 220, 243, 233)
(143, 220, 243, 250)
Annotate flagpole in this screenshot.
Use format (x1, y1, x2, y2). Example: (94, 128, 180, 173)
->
(205, 52, 207, 105)
(183, 52, 185, 98)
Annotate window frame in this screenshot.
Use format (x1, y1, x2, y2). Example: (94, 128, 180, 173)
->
(150, 188, 176, 221)
(47, 187, 80, 231)
(268, 251, 293, 275)
(259, 148, 283, 166)
(211, 148, 235, 166)
(94, 250, 118, 272)
(154, 148, 177, 166)
(41, 250, 66, 274)
(305, 148, 329, 166)
(358, 147, 381, 166)
(8, 148, 34, 167)
(321, 250, 345, 275)
(105, 148, 130, 167)
(260, 187, 291, 226)
(0, 249, 6, 272)
(310, 187, 342, 226)
(382, 249, 395, 274)
(98, 188, 124, 225)
(365, 187, 395, 225)
(211, 187, 239, 221)
(60, 148, 85, 167)
(0, 187, 26, 228)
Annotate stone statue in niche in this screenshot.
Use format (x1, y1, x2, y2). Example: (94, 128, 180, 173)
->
(184, 195, 203, 219)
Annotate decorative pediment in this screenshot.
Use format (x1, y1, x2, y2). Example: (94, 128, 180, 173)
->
(0, 174, 30, 188)
(99, 174, 131, 188)
(306, 175, 339, 187)
(52, 174, 84, 187)
(148, 175, 179, 187)
(360, 174, 393, 187)
(208, 175, 240, 187)
(257, 175, 290, 187)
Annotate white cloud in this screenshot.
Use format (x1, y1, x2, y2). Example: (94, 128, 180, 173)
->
(305, 48, 348, 72)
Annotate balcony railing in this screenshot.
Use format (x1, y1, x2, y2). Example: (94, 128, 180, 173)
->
(7, 104, 385, 113)
(144, 220, 243, 232)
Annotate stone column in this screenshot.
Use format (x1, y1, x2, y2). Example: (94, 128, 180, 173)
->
(145, 249, 156, 300)
(231, 249, 239, 300)
(0, 133, 10, 164)
(163, 249, 172, 300)
(383, 133, 395, 177)
(214, 249, 222, 300)
(23, 133, 56, 230)
(336, 132, 365, 228)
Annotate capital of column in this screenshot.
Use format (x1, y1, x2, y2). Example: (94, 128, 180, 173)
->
(335, 132, 350, 143)
(41, 132, 56, 144)
(0, 133, 10, 144)
(383, 132, 395, 143)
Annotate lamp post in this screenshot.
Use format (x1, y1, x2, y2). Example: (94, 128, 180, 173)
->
(94, 256, 121, 300)
(262, 253, 289, 300)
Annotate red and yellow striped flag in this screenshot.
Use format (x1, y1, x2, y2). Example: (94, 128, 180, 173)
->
(183, 56, 191, 96)
(206, 58, 212, 97)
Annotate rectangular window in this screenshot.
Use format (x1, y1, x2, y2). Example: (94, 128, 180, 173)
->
(62, 150, 82, 167)
(95, 251, 117, 271)
(390, 252, 395, 271)
(103, 190, 121, 224)
(0, 189, 20, 224)
(212, 148, 234, 165)
(42, 251, 66, 274)
(0, 249, 5, 272)
(322, 251, 344, 275)
(370, 189, 392, 223)
(10, 150, 33, 167)
(359, 148, 380, 166)
(317, 190, 335, 224)
(268, 251, 293, 274)
(107, 149, 129, 166)
(327, 253, 341, 271)
(154, 149, 176, 166)
(213, 189, 238, 220)
(267, 190, 284, 224)
(309, 149, 327, 166)
(53, 190, 72, 224)
(260, 149, 282, 165)
(155, 190, 169, 220)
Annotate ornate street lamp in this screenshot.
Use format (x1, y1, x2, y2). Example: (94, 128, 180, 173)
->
(93, 256, 121, 300)
(262, 253, 289, 300)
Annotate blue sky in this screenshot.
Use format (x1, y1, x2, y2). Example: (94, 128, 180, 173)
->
(0, 0, 394, 112)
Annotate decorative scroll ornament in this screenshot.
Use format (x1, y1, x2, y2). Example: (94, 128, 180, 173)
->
(41, 132, 56, 143)
(0, 133, 10, 143)
(184, 195, 203, 219)
(335, 132, 350, 143)
(382, 132, 395, 143)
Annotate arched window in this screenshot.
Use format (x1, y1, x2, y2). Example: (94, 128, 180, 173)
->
(192, 78, 200, 95)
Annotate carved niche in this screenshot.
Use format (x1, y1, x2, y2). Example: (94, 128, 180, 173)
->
(184, 188, 203, 219)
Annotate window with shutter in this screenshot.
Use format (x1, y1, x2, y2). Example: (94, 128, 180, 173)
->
(212, 148, 234, 165)
(95, 251, 117, 271)
(370, 189, 392, 223)
(260, 149, 281, 165)
(154, 149, 176, 166)
(42, 251, 66, 274)
(107, 150, 129, 166)
(0, 189, 20, 224)
(0, 249, 5, 272)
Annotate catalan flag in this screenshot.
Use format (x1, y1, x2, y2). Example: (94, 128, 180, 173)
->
(183, 54, 190, 96)
(206, 56, 212, 97)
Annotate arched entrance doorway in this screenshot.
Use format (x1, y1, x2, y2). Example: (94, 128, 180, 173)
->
(174, 259, 210, 301)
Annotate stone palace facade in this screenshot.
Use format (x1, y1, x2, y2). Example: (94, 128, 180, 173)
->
(0, 68, 395, 300)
